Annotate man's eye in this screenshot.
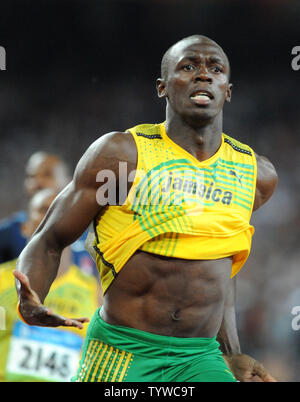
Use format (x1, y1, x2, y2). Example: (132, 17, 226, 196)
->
(182, 64, 195, 71)
(212, 66, 223, 73)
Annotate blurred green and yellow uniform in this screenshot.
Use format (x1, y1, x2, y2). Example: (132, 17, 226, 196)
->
(0, 260, 98, 382)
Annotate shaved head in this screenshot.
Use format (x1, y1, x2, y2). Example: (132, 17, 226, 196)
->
(161, 35, 230, 80)
(156, 34, 233, 125)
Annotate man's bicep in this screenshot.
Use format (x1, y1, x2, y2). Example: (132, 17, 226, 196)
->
(33, 177, 101, 251)
(32, 134, 121, 247)
(32, 131, 129, 248)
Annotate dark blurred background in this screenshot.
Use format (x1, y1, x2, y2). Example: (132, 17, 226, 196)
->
(0, 0, 299, 381)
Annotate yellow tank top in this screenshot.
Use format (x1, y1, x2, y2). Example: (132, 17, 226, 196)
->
(93, 122, 257, 294)
(0, 260, 98, 382)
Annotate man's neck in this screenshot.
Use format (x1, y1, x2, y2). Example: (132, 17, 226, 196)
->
(164, 110, 223, 162)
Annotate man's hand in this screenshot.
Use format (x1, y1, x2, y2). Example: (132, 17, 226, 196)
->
(13, 270, 89, 329)
(224, 354, 277, 382)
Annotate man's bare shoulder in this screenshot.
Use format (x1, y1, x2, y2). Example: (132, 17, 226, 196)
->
(88, 130, 136, 162)
(74, 131, 137, 189)
(253, 153, 278, 211)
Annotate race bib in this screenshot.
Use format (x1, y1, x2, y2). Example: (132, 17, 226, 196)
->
(6, 321, 83, 382)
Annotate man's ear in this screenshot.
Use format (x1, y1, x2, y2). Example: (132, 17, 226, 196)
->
(225, 83, 233, 103)
(156, 78, 167, 98)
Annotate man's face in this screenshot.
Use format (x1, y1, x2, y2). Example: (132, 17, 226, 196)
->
(24, 155, 69, 198)
(158, 40, 232, 124)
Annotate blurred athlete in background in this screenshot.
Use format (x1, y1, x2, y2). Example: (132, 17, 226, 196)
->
(0, 151, 70, 263)
(0, 151, 96, 276)
(0, 188, 101, 382)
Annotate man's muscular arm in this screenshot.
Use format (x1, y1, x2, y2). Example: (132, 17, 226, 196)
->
(253, 153, 278, 211)
(217, 277, 241, 355)
(14, 131, 131, 328)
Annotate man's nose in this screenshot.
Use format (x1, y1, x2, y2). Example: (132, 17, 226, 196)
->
(194, 65, 212, 83)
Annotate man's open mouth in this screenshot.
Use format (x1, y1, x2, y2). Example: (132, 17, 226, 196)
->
(189, 90, 214, 106)
(190, 90, 214, 101)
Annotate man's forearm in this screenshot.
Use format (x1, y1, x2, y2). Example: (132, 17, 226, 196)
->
(16, 231, 62, 304)
(217, 307, 241, 355)
(217, 277, 241, 355)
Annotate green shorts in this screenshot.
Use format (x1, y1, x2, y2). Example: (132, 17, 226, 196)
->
(72, 308, 236, 382)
